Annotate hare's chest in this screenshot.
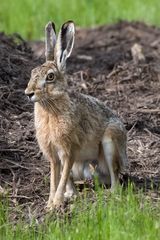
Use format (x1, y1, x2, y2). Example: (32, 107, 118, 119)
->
(34, 111, 51, 150)
(48, 117, 71, 144)
(35, 112, 69, 144)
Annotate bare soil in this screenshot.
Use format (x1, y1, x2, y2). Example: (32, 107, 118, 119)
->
(0, 21, 159, 221)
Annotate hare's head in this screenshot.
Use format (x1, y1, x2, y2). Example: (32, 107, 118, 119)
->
(25, 21, 75, 102)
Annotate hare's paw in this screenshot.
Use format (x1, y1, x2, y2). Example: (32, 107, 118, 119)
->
(46, 199, 54, 211)
(46, 199, 63, 211)
(52, 195, 64, 209)
(64, 188, 77, 199)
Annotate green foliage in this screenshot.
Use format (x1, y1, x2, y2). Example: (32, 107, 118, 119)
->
(0, 186, 160, 240)
(0, 0, 160, 39)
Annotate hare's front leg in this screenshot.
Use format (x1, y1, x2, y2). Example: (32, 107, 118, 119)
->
(53, 154, 74, 208)
(47, 156, 60, 209)
(65, 176, 77, 199)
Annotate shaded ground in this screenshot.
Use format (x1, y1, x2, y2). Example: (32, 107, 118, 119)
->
(0, 21, 159, 221)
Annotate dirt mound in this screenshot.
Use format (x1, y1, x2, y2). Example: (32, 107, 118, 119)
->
(0, 21, 159, 220)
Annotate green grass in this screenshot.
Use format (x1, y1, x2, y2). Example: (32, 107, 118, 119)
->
(0, 0, 160, 39)
(0, 186, 160, 240)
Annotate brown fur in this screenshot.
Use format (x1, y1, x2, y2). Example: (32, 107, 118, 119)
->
(25, 21, 128, 209)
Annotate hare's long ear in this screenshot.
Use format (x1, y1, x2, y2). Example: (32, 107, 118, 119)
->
(45, 21, 56, 61)
(55, 21, 75, 72)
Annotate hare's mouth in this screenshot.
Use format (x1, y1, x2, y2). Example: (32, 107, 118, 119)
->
(29, 94, 37, 102)
(25, 92, 38, 102)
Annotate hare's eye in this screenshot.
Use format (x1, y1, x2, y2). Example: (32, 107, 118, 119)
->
(46, 72, 55, 82)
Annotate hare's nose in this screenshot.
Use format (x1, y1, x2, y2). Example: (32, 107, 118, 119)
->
(26, 92, 34, 99)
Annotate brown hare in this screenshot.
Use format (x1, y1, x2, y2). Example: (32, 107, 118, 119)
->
(25, 21, 128, 210)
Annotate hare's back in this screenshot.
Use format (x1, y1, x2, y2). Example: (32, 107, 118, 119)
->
(69, 92, 116, 121)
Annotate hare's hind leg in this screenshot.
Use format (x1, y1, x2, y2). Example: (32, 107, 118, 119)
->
(102, 126, 127, 190)
(97, 144, 111, 186)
